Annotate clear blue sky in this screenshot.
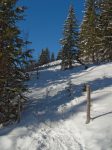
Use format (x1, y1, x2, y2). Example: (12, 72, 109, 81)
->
(19, 0, 85, 60)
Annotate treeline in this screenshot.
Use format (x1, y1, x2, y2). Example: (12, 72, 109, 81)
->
(58, 0, 112, 69)
(38, 48, 64, 66)
(79, 0, 112, 64)
(28, 48, 61, 69)
(38, 48, 55, 66)
(24, 48, 56, 71)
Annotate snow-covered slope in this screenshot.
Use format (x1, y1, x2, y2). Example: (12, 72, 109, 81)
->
(0, 62, 112, 150)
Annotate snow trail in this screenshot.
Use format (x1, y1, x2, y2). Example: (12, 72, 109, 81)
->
(15, 121, 85, 150)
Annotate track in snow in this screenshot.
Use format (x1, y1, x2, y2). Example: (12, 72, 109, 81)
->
(17, 122, 85, 150)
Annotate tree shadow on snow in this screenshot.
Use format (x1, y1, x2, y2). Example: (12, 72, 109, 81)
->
(26, 76, 112, 122)
(0, 76, 112, 136)
(27, 65, 85, 89)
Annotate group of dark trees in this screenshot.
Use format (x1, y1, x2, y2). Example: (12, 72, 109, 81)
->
(0, 0, 32, 124)
(79, 0, 112, 64)
(60, 0, 112, 69)
(38, 48, 55, 65)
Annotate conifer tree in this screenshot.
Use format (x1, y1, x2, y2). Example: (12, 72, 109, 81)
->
(79, 0, 98, 63)
(51, 52, 55, 62)
(96, 0, 112, 62)
(45, 48, 50, 63)
(56, 50, 62, 60)
(38, 49, 45, 65)
(38, 48, 50, 65)
(0, 0, 32, 123)
(60, 5, 79, 70)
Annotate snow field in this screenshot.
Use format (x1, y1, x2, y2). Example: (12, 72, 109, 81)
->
(0, 61, 112, 150)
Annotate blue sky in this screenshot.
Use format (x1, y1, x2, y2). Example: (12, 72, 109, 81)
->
(19, 0, 85, 60)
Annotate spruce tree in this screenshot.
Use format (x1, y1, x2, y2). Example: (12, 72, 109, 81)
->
(38, 48, 50, 65)
(60, 5, 79, 70)
(79, 0, 98, 63)
(38, 49, 45, 65)
(0, 0, 32, 123)
(45, 48, 50, 63)
(96, 0, 112, 62)
(56, 50, 62, 60)
(51, 52, 55, 62)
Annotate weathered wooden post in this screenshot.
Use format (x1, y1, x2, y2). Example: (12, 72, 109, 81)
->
(86, 84, 91, 124)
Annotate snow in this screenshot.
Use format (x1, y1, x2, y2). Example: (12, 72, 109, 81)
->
(0, 61, 112, 150)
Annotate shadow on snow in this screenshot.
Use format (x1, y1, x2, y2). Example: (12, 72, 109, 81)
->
(0, 76, 112, 136)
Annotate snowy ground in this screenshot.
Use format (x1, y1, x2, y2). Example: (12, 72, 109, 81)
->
(0, 61, 112, 150)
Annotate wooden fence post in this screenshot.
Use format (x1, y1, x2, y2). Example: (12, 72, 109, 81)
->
(86, 84, 91, 124)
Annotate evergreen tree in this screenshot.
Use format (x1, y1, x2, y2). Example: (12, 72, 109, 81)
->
(79, 0, 112, 63)
(60, 5, 79, 70)
(38, 48, 50, 65)
(79, 0, 98, 63)
(51, 52, 55, 62)
(38, 49, 45, 65)
(56, 50, 62, 60)
(45, 48, 50, 63)
(0, 0, 32, 123)
(96, 0, 112, 62)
